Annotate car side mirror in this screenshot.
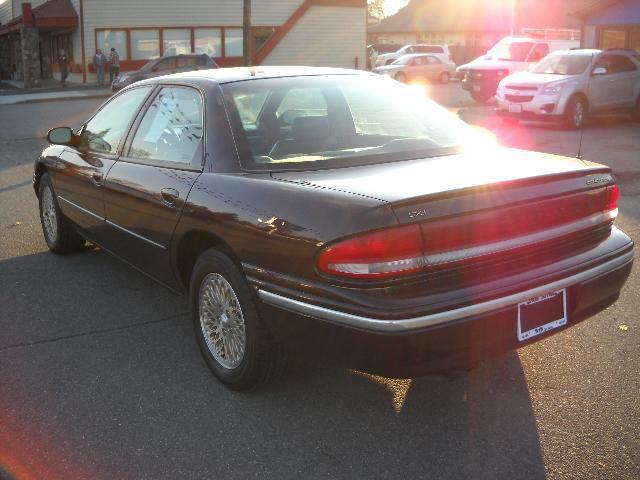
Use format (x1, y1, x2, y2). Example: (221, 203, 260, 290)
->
(592, 66, 607, 75)
(47, 126, 75, 146)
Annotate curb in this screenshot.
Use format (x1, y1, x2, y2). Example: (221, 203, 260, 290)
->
(0, 92, 112, 106)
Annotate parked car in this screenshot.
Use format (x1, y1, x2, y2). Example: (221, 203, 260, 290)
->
(457, 36, 579, 103)
(367, 43, 403, 70)
(373, 53, 455, 83)
(111, 53, 218, 91)
(36, 67, 634, 390)
(496, 49, 640, 128)
(375, 44, 452, 67)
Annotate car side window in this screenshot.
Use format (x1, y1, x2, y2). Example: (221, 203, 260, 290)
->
(610, 55, 637, 73)
(529, 44, 549, 62)
(155, 58, 177, 71)
(81, 86, 152, 155)
(128, 86, 204, 165)
(594, 55, 614, 74)
(427, 56, 441, 65)
(178, 57, 198, 69)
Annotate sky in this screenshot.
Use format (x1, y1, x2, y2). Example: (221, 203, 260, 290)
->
(383, 0, 410, 16)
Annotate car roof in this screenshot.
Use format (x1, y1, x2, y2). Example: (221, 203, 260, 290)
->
(551, 49, 601, 56)
(152, 66, 373, 85)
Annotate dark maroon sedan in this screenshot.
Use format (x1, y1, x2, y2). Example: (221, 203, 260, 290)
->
(35, 67, 634, 390)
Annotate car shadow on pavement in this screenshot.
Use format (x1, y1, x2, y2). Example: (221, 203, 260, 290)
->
(0, 248, 546, 479)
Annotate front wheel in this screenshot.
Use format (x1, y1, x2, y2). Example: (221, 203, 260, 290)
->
(394, 72, 406, 83)
(563, 96, 588, 130)
(38, 173, 85, 253)
(190, 249, 285, 390)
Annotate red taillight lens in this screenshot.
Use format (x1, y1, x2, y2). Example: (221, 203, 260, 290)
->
(316, 224, 424, 279)
(606, 184, 619, 213)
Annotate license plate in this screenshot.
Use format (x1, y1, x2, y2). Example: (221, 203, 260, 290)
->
(517, 289, 567, 342)
(473, 85, 481, 91)
(508, 104, 522, 113)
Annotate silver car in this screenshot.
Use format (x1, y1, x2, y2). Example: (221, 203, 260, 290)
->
(495, 49, 640, 128)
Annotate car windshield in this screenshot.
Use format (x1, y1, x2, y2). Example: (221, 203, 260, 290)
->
(532, 53, 593, 75)
(488, 40, 533, 61)
(221, 75, 469, 171)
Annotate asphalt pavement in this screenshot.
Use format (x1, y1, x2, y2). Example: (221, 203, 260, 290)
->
(0, 91, 638, 479)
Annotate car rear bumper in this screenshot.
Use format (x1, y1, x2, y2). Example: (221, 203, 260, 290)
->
(249, 229, 634, 377)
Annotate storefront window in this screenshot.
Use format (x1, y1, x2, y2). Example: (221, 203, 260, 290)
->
(96, 30, 127, 60)
(131, 30, 160, 60)
(194, 28, 222, 58)
(254, 27, 276, 52)
(163, 29, 191, 56)
(224, 28, 243, 57)
(601, 29, 627, 49)
(630, 28, 640, 53)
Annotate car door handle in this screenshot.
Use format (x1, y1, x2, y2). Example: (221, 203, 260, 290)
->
(91, 171, 104, 186)
(160, 188, 180, 206)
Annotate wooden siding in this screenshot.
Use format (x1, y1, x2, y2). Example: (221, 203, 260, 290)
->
(262, 5, 366, 69)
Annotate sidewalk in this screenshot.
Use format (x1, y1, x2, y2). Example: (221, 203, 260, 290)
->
(0, 80, 112, 105)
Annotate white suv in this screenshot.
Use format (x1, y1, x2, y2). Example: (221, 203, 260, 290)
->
(375, 44, 451, 67)
(496, 49, 640, 129)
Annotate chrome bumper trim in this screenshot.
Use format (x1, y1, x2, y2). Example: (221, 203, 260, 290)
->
(258, 250, 633, 332)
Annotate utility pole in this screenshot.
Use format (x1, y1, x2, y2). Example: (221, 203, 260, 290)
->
(243, 0, 252, 66)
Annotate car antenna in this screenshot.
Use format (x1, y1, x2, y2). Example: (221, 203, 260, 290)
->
(576, 51, 596, 160)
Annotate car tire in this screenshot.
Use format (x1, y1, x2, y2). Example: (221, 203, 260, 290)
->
(190, 248, 285, 390)
(38, 173, 85, 254)
(563, 96, 588, 130)
(394, 72, 406, 83)
(439, 72, 450, 84)
(471, 91, 492, 103)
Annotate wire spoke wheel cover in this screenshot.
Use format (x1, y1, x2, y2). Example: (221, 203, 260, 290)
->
(41, 185, 58, 241)
(573, 101, 584, 128)
(198, 273, 247, 369)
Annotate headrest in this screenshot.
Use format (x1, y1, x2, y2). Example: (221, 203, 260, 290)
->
(292, 116, 329, 143)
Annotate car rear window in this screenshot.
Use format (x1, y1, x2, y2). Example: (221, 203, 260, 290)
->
(221, 75, 468, 171)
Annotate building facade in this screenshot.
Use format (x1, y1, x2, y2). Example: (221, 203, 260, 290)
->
(577, 0, 640, 51)
(0, 0, 366, 87)
(367, 0, 582, 65)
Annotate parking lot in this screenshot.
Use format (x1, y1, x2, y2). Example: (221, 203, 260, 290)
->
(1, 85, 639, 479)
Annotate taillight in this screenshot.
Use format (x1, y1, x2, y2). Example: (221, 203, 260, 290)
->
(606, 184, 619, 214)
(317, 185, 620, 280)
(316, 224, 424, 279)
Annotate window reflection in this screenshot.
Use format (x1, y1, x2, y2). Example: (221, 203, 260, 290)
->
(128, 87, 203, 164)
(82, 87, 151, 154)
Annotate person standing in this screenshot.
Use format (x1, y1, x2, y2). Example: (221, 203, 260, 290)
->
(58, 49, 69, 88)
(93, 48, 107, 86)
(109, 47, 120, 85)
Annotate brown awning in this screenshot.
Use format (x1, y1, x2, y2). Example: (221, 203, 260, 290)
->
(0, 0, 77, 35)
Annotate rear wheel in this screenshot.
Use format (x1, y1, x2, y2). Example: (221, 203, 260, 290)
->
(394, 72, 406, 83)
(563, 96, 587, 130)
(439, 71, 450, 84)
(190, 248, 285, 390)
(471, 90, 492, 103)
(38, 173, 85, 253)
